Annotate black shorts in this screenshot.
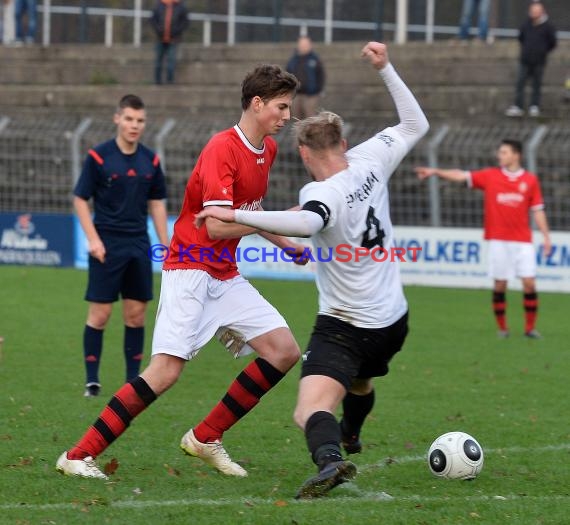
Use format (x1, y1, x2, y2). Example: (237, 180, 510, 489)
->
(300, 312, 409, 390)
(85, 232, 153, 303)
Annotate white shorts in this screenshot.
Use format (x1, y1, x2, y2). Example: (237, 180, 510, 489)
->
(152, 270, 289, 360)
(487, 240, 536, 280)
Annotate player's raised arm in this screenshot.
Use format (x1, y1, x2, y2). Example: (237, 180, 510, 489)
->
(361, 41, 429, 148)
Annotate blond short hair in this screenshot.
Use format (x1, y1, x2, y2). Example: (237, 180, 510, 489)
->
(293, 111, 344, 151)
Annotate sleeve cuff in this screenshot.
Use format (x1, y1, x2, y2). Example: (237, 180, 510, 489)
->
(378, 63, 396, 80)
(203, 200, 233, 207)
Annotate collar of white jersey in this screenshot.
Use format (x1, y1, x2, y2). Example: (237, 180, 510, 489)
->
(234, 125, 265, 155)
(501, 167, 524, 179)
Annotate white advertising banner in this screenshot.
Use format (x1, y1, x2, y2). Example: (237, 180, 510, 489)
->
(236, 227, 570, 293)
(74, 220, 570, 293)
(393, 227, 570, 292)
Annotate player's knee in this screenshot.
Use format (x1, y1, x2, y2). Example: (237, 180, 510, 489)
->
(279, 340, 301, 370)
(254, 330, 300, 371)
(493, 280, 507, 293)
(522, 280, 536, 294)
(272, 334, 301, 368)
(124, 314, 145, 327)
(87, 313, 111, 330)
(123, 303, 147, 326)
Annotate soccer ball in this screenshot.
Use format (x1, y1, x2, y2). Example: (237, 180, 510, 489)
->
(427, 431, 484, 480)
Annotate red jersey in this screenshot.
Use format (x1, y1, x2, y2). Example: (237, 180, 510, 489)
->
(163, 125, 277, 279)
(468, 167, 544, 242)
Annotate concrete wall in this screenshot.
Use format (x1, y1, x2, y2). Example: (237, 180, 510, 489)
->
(0, 40, 568, 120)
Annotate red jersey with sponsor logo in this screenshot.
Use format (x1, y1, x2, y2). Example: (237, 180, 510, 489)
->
(163, 125, 277, 279)
(469, 167, 544, 242)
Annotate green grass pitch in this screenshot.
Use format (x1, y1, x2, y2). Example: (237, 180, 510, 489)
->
(0, 266, 569, 524)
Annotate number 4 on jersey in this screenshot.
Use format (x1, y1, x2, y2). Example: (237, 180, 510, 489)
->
(361, 206, 386, 249)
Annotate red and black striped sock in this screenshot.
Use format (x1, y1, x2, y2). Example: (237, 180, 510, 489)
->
(193, 358, 285, 443)
(492, 291, 507, 330)
(67, 376, 157, 460)
(523, 292, 538, 333)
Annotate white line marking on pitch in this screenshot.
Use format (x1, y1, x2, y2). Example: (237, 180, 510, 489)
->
(1, 442, 568, 512)
(2, 493, 570, 512)
(359, 442, 570, 472)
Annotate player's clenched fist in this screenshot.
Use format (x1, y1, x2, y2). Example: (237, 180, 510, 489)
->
(361, 42, 389, 70)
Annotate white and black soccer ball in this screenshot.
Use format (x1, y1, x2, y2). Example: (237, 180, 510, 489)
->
(427, 431, 484, 480)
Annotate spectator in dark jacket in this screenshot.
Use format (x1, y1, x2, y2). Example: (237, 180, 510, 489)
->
(505, 1, 556, 118)
(286, 36, 326, 119)
(151, 0, 189, 85)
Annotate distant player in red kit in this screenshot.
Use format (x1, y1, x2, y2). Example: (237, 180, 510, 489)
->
(415, 139, 552, 339)
(57, 64, 308, 479)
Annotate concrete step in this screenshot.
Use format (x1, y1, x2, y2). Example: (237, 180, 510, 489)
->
(1, 41, 568, 86)
(1, 55, 567, 88)
(2, 40, 569, 62)
(0, 84, 568, 121)
(1, 40, 568, 120)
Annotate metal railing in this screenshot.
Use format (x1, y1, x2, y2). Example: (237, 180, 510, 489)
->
(3, 0, 569, 48)
(1, 114, 568, 233)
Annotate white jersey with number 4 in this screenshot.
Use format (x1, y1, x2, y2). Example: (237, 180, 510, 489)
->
(299, 126, 412, 329)
(232, 64, 428, 328)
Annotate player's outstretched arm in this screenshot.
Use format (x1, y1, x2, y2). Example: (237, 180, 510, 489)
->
(361, 41, 429, 148)
(194, 206, 236, 228)
(194, 206, 259, 239)
(195, 207, 323, 238)
(415, 167, 469, 183)
(194, 206, 313, 266)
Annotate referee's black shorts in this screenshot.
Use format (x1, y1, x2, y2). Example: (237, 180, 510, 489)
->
(300, 312, 409, 390)
(85, 231, 153, 303)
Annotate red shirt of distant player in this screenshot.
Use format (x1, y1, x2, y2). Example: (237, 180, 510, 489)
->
(468, 167, 544, 242)
(163, 125, 277, 280)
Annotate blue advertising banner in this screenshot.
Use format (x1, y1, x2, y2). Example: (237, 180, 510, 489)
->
(74, 216, 176, 272)
(0, 212, 74, 267)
